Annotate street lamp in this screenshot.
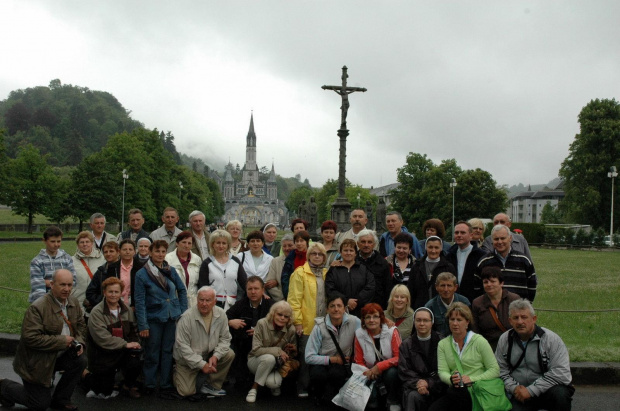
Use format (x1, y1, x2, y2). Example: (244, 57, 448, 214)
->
(450, 178, 457, 242)
(121, 169, 129, 231)
(609, 166, 617, 246)
(357, 193, 361, 208)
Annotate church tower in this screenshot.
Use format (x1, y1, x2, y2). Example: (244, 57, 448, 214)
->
(267, 161, 278, 201)
(242, 113, 259, 189)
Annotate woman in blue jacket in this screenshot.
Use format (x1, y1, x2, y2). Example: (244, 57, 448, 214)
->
(134, 239, 188, 397)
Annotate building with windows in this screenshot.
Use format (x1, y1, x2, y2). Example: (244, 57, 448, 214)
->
(510, 182, 565, 223)
(221, 114, 288, 227)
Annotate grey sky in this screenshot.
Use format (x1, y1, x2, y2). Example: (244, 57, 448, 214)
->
(1, 1, 618, 189)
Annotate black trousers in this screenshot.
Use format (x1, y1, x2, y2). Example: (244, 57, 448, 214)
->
(510, 385, 574, 411)
(1, 350, 87, 411)
(309, 363, 350, 401)
(89, 350, 142, 395)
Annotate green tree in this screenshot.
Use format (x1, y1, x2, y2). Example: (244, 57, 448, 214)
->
(540, 201, 564, 224)
(559, 98, 620, 229)
(390, 153, 507, 233)
(326, 186, 377, 223)
(4, 145, 59, 232)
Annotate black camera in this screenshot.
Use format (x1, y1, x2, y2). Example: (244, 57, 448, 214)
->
(70, 340, 82, 351)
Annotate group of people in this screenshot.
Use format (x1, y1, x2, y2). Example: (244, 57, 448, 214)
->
(0, 207, 573, 411)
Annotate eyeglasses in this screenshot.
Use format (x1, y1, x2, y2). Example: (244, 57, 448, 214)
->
(309, 252, 323, 257)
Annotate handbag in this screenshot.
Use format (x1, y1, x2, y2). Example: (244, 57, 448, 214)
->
(332, 372, 375, 411)
(451, 341, 512, 411)
(278, 358, 300, 378)
(327, 327, 353, 377)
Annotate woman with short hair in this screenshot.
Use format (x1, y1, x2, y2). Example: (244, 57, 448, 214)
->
(87, 277, 142, 399)
(325, 239, 375, 318)
(420, 219, 451, 255)
(226, 220, 247, 254)
(306, 293, 361, 405)
(280, 230, 311, 300)
(165, 231, 202, 308)
(197, 229, 247, 310)
(468, 218, 486, 248)
(429, 303, 500, 411)
(471, 266, 520, 350)
(238, 230, 274, 282)
(265, 234, 295, 302)
(261, 223, 280, 256)
(354, 303, 402, 410)
(319, 220, 339, 267)
(288, 242, 328, 398)
(134, 239, 188, 397)
(386, 232, 416, 286)
(246, 301, 297, 403)
(72, 231, 105, 308)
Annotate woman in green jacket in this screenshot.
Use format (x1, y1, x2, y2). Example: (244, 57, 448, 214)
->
(429, 302, 500, 411)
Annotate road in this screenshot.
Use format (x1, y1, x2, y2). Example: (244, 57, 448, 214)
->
(1, 356, 619, 410)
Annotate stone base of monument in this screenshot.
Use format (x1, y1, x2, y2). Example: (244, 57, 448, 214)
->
(331, 197, 352, 232)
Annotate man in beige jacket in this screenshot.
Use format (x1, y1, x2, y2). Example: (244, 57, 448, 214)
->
(173, 286, 235, 398)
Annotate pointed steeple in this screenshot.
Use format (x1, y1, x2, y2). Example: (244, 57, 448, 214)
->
(246, 111, 256, 147)
(268, 161, 277, 183)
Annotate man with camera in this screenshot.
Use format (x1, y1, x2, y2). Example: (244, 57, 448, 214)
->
(0, 269, 87, 411)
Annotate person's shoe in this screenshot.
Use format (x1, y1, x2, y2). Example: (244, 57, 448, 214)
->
(0, 379, 16, 408)
(389, 405, 402, 411)
(297, 390, 309, 398)
(246, 388, 257, 403)
(158, 388, 182, 400)
(122, 385, 141, 399)
(200, 384, 226, 397)
(271, 387, 281, 397)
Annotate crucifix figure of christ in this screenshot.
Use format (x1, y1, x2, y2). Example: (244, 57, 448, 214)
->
(322, 65, 367, 130)
(322, 66, 367, 230)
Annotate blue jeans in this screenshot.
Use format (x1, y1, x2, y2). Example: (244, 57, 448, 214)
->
(144, 319, 176, 389)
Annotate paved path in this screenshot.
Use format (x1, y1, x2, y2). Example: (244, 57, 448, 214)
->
(2, 356, 620, 410)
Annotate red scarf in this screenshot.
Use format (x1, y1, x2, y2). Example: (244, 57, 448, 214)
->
(293, 249, 307, 269)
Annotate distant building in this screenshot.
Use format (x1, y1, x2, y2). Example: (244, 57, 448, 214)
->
(510, 182, 565, 223)
(369, 183, 400, 209)
(221, 114, 288, 227)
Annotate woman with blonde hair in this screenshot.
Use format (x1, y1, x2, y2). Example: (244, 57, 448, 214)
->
(198, 229, 247, 310)
(468, 218, 486, 248)
(226, 220, 248, 254)
(288, 242, 328, 398)
(385, 284, 415, 339)
(246, 301, 297, 403)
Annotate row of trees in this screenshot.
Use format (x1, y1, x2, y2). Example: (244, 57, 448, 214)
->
(285, 154, 508, 235)
(0, 128, 225, 233)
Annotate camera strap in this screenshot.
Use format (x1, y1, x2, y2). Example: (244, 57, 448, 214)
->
(57, 309, 75, 337)
(327, 327, 347, 364)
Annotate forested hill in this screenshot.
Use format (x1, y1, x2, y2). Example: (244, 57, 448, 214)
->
(0, 79, 145, 166)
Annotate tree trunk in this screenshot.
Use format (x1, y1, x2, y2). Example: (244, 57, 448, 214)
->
(27, 212, 34, 234)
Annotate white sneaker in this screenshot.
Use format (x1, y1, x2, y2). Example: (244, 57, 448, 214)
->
(271, 387, 281, 397)
(389, 405, 402, 411)
(200, 384, 226, 397)
(246, 388, 258, 403)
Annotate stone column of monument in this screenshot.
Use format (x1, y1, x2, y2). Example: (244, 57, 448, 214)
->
(365, 200, 374, 230)
(376, 197, 387, 234)
(322, 66, 366, 232)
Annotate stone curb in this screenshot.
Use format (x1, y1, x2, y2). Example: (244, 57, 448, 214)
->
(1, 333, 619, 385)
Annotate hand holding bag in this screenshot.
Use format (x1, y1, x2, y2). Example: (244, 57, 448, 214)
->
(332, 372, 375, 411)
(451, 341, 512, 411)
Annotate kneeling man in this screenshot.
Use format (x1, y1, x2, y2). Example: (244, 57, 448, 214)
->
(173, 286, 235, 398)
(495, 299, 574, 411)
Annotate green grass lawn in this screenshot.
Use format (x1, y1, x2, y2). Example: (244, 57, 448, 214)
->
(0, 244, 618, 362)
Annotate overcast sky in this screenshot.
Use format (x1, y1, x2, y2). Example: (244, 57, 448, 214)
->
(1, 1, 619, 189)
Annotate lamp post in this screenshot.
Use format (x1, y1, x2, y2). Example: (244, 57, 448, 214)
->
(121, 169, 129, 231)
(450, 178, 457, 242)
(179, 181, 184, 200)
(357, 193, 361, 209)
(609, 166, 617, 246)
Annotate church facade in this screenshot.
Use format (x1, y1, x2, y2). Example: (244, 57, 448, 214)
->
(221, 114, 288, 227)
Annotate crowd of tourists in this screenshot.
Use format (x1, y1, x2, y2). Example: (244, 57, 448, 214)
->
(0, 207, 574, 411)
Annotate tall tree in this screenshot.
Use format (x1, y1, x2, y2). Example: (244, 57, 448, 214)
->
(559, 98, 620, 229)
(390, 153, 507, 233)
(4, 145, 59, 232)
(285, 186, 316, 218)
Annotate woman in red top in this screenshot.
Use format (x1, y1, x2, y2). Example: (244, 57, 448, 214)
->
(354, 303, 402, 410)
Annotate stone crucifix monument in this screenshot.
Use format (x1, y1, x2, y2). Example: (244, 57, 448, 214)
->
(322, 66, 367, 232)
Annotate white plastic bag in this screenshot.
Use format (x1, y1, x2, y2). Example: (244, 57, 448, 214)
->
(332, 372, 374, 411)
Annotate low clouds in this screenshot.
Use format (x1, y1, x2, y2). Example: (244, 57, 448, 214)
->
(2, 1, 619, 188)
